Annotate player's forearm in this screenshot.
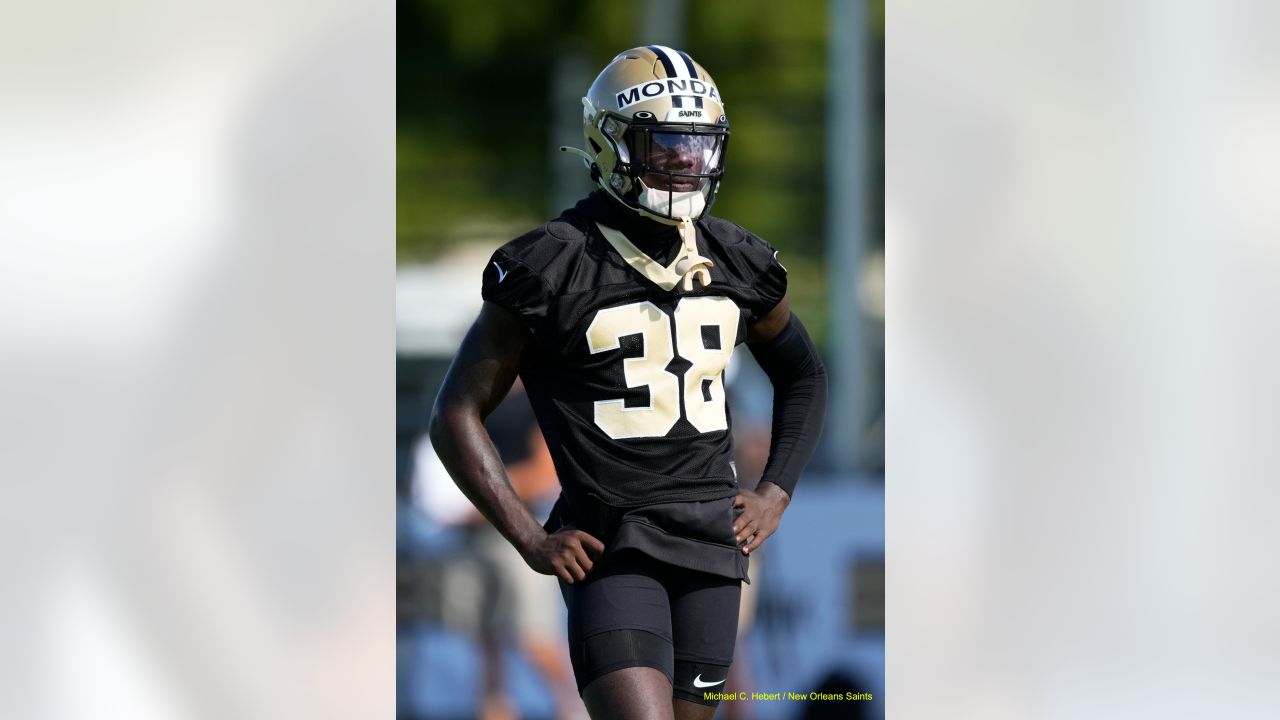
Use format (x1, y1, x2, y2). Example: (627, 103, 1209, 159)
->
(759, 368, 826, 496)
(748, 314, 828, 497)
(428, 404, 546, 555)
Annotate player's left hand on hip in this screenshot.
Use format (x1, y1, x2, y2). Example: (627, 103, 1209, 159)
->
(731, 482, 791, 555)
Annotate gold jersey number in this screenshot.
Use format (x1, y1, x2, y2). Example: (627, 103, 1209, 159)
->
(585, 297, 739, 439)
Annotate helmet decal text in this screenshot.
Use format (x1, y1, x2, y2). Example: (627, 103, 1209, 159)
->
(615, 78, 721, 111)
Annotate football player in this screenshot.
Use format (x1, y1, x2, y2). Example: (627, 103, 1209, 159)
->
(430, 45, 828, 720)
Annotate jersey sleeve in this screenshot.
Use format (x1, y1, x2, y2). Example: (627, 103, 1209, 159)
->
(703, 216, 789, 323)
(733, 232, 787, 324)
(481, 248, 551, 330)
(752, 245, 788, 320)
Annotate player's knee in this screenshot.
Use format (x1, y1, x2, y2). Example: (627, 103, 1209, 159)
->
(673, 697, 719, 720)
(582, 665, 674, 720)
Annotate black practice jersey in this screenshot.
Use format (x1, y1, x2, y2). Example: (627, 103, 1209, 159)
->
(482, 192, 786, 579)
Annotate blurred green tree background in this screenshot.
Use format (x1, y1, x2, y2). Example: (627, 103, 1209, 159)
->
(398, 0, 883, 343)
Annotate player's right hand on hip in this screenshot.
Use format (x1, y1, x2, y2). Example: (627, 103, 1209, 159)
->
(522, 527, 605, 584)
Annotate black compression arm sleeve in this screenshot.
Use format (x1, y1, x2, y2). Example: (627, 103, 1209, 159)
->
(746, 314, 828, 497)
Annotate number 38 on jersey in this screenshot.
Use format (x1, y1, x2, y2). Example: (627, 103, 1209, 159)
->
(585, 296, 739, 440)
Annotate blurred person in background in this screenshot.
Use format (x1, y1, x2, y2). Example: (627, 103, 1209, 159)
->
(400, 432, 512, 719)
(479, 382, 588, 719)
(429, 46, 826, 720)
(404, 382, 584, 719)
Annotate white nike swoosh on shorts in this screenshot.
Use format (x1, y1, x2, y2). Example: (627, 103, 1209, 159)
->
(692, 674, 725, 688)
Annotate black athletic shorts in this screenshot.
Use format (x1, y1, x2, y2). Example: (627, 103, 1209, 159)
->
(559, 549, 742, 707)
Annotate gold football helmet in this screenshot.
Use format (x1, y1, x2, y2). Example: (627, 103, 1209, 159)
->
(564, 45, 729, 224)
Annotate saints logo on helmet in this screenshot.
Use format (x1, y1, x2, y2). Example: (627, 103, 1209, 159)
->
(562, 46, 729, 224)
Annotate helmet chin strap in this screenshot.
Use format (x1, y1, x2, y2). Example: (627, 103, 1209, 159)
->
(633, 181, 714, 291)
(673, 216, 714, 292)
(637, 181, 705, 221)
(564, 165, 713, 291)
